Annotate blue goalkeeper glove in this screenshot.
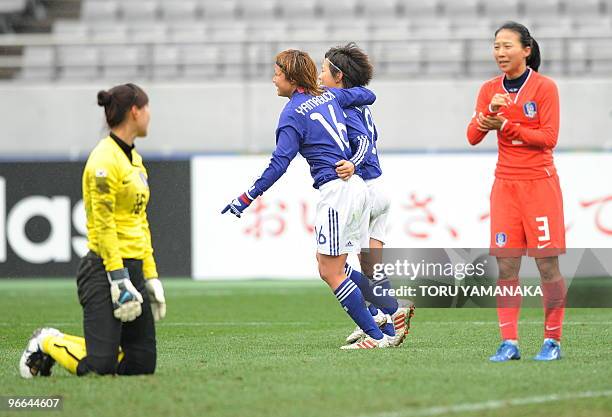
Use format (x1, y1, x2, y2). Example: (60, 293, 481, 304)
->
(221, 191, 254, 218)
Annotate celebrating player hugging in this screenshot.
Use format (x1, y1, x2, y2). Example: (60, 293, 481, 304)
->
(222, 49, 394, 349)
(19, 83, 166, 378)
(467, 22, 567, 362)
(318, 43, 414, 349)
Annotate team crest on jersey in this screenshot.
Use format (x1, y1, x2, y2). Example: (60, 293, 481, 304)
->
(523, 101, 537, 118)
(495, 232, 507, 247)
(139, 171, 148, 187)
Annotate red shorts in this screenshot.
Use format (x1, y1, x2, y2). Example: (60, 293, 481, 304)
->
(490, 175, 566, 258)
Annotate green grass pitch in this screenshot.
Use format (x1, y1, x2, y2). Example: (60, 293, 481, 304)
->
(1, 279, 611, 417)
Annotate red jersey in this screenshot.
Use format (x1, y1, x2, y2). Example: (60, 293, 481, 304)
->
(467, 69, 560, 180)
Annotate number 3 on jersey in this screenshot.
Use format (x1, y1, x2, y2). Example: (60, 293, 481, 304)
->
(310, 105, 349, 151)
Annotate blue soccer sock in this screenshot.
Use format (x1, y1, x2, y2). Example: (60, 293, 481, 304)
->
(381, 320, 396, 337)
(345, 263, 398, 315)
(334, 278, 384, 340)
(375, 276, 399, 316)
(368, 304, 379, 316)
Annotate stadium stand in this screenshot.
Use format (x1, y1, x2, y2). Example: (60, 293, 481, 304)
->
(0, 0, 611, 81)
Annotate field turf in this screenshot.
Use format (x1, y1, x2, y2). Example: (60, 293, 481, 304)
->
(1, 279, 611, 417)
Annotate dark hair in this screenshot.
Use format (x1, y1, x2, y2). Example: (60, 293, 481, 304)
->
(495, 21, 541, 72)
(97, 83, 149, 128)
(324, 42, 373, 88)
(275, 49, 323, 96)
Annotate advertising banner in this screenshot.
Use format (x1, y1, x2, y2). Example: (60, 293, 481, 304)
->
(0, 161, 190, 277)
(192, 153, 612, 279)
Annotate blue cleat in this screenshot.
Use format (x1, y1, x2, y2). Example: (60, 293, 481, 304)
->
(489, 340, 521, 362)
(534, 339, 562, 361)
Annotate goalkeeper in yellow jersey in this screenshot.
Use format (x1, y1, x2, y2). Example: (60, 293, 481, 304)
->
(19, 83, 166, 378)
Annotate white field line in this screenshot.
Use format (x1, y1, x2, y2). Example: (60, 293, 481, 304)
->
(360, 390, 612, 417)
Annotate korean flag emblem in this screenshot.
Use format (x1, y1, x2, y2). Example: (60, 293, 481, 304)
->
(495, 232, 507, 247)
(523, 101, 537, 118)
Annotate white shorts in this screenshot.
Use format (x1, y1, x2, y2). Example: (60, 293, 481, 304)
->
(366, 176, 390, 245)
(314, 176, 371, 256)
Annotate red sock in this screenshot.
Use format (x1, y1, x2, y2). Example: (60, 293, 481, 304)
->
(496, 278, 522, 340)
(542, 279, 566, 341)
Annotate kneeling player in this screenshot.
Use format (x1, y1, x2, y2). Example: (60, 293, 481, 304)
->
(20, 84, 166, 378)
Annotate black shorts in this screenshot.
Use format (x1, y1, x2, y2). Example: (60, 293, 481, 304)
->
(75, 251, 156, 376)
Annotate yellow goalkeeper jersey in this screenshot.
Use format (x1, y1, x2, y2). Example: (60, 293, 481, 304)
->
(82, 135, 158, 278)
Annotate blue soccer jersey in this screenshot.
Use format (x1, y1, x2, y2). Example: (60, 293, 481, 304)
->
(247, 87, 376, 198)
(344, 105, 382, 181)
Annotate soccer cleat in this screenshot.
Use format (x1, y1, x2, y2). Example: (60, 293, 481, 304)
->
(489, 340, 521, 362)
(341, 334, 391, 350)
(19, 328, 62, 378)
(534, 339, 562, 361)
(389, 305, 415, 347)
(345, 308, 387, 344)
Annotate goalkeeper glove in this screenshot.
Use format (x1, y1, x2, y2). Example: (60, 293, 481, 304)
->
(108, 268, 143, 322)
(221, 191, 255, 218)
(145, 278, 166, 321)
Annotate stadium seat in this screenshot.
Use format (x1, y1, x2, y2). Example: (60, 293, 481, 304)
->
(168, 22, 207, 42)
(208, 21, 247, 41)
(0, 0, 27, 14)
(441, 0, 480, 18)
(362, 0, 398, 18)
(244, 43, 274, 78)
(452, 18, 492, 37)
(411, 18, 451, 37)
(238, 0, 278, 20)
(328, 19, 370, 43)
(53, 20, 89, 40)
(201, 0, 237, 20)
(129, 22, 168, 43)
(423, 40, 464, 76)
(574, 16, 612, 36)
(20, 46, 55, 80)
(219, 44, 247, 77)
(287, 21, 328, 42)
(403, 0, 439, 18)
(280, 1, 318, 19)
(91, 22, 128, 42)
(567, 40, 588, 75)
(100, 45, 143, 80)
(537, 39, 565, 75)
(589, 39, 612, 74)
(180, 44, 220, 79)
(248, 21, 288, 42)
(481, 0, 520, 20)
(532, 16, 573, 37)
(159, 0, 200, 21)
(57, 46, 99, 80)
(565, 0, 602, 17)
(318, 0, 360, 19)
(523, 0, 561, 17)
(120, 1, 158, 21)
(370, 19, 410, 40)
(466, 39, 499, 78)
(374, 42, 422, 77)
(81, 0, 118, 21)
(152, 44, 179, 80)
